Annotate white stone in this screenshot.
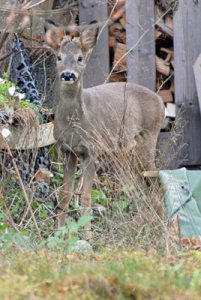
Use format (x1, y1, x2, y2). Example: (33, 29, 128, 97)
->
(15, 92, 26, 100)
(72, 240, 93, 254)
(1, 128, 11, 138)
(8, 86, 16, 96)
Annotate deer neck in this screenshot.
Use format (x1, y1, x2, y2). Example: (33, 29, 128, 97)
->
(56, 79, 84, 121)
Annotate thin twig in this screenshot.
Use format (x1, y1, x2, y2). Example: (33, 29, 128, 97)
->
(0, 51, 12, 62)
(156, 72, 174, 93)
(98, 0, 119, 39)
(29, 0, 49, 9)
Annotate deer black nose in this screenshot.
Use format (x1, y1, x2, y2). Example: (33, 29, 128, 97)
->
(60, 72, 76, 82)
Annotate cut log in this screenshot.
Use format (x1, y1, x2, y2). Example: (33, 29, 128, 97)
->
(160, 48, 174, 63)
(158, 89, 173, 103)
(119, 14, 126, 29)
(113, 42, 127, 72)
(109, 35, 116, 49)
(110, 7, 125, 22)
(155, 6, 173, 37)
(156, 55, 170, 76)
(109, 71, 127, 82)
(109, 22, 126, 44)
(165, 15, 173, 30)
(0, 122, 56, 150)
(155, 27, 163, 38)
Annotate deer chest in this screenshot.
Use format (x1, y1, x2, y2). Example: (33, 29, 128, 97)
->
(53, 118, 90, 154)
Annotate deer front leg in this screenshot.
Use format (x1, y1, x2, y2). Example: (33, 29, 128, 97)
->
(81, 156, 96, 240)
(57, 152, 77, 228)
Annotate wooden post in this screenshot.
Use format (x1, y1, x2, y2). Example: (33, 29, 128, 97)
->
(41, 0, 54, 10)
(194, 54, 201, 117)
(126, 0, 155, 91)
(79, 0, 109, 88)
(174, 0, 201, 166)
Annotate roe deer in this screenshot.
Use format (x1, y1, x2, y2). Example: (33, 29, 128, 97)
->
(44, 21, 165, 237)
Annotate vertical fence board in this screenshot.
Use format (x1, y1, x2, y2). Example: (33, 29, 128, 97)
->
(174, 0, 201, 166)
(79, 0, 109, 88)
(126, 0, 155, 91)
(41, 0, 54, 10)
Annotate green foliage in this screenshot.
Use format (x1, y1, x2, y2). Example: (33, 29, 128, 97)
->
(0, 249, 201, 299)
(1, 178, 26, 224)
(91, 188, 107, 206)
(18, 100, 38, 110)
(51, 168, 64, 187)
(0, 75, 38, 111)
(0, 224, 32, 251)
(0, 75, 13, 96)
(1, 175, 55, 239)
(111, 195, 130, 211)
(46, 215, 93, 253)
(0, 94, 9, 107)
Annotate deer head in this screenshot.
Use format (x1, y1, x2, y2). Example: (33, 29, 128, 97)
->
(44, 21, 99, 85)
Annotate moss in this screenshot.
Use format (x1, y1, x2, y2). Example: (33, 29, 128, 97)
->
(0, 250, 201, 299)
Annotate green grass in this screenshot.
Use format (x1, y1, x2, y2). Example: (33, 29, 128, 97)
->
(0, 249, 201, 299)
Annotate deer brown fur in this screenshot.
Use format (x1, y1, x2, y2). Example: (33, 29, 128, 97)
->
(45, 21, 165, 238)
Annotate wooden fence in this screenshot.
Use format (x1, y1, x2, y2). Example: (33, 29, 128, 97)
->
(82, 0, 156, 90)
(83, 0, 201, 168)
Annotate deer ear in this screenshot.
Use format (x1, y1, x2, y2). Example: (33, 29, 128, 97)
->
(81, 22, 99, 51)
(44, 20, 65, 50)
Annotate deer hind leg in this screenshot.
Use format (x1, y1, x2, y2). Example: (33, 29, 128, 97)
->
(57, 152, 77, 228)
(135, 131, 158, 172)
(81, 156, 96, 240)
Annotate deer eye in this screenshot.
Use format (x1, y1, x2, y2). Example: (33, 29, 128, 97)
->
(57, 55, 62, 61)
(77, 56, 83, 63)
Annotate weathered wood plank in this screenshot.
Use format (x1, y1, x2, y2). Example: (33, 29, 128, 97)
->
(41, 0, 54, 11)
(193, 53, 201, 117)
(0, 122, 55, 150)
(79, 0, 109, 88)
(126, 0, 155, 91)
(174, 0, 201, 166)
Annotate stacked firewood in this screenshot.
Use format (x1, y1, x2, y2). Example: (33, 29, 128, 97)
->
(108, 1, 175, 117)
(155, 5, 174, 114)
(108, 0, 127, 82)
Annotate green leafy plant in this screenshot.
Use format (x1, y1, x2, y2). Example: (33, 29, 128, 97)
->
(19, 100, 38, 110)
(46, 215, 93, 253)
(0, 75, 38, 111)
(0, 224, 32, 251)
(91, 188, 107, 206)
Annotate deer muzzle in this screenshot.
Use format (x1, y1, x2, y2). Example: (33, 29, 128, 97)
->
(60, 71, 77, 83)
